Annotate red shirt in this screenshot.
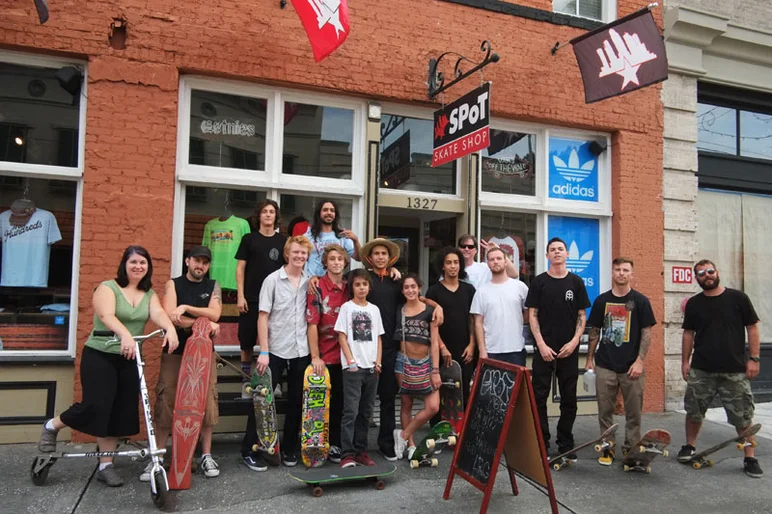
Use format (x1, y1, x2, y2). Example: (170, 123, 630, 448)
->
(306, 274, 348, 364)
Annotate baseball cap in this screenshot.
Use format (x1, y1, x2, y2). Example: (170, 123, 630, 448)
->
(187, 245, 212, 260)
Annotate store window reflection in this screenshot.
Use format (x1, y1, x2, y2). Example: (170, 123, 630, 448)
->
(479, 209, 537, 285)
(282, 103, 354, 179)
(380, 115, 456, 194)
(481, 131, 536, 196)
(279, 194, 353, 234)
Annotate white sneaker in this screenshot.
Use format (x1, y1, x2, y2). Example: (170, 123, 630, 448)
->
(393, 429, 408, 460)
(200, 454, 220, 478)
(139, 461, 155, 482)
(407, 446, 416, 460)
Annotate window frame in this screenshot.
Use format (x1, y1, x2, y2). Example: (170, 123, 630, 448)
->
(553, 0, 617, 23)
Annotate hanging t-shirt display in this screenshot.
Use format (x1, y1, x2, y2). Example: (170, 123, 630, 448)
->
(487, 235, 521, 267)
(202, 215, 251, 290)
(0, 207, 62, 287)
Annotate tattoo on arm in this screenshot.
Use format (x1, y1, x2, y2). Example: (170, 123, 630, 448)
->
(638, 327, 652, 359)
(212, 283, 222, 304)
(587, 327, 600, 360)
(574, 310, 586, 338)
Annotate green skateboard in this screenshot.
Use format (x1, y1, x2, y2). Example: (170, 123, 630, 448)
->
(288, 462, 397, 497)
(247, 367, 280, 464)
(410, 420, 456, 469)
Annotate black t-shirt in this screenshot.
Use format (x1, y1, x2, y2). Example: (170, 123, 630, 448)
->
(235, 231, 286, 302)
(525, 272, 590, 350)
(588, 289, 657, 373)
(364, 271, 403, 350)
(682, 288, 759, 373)
(426, 281, 476, 358)
(172, 275, 216, 355)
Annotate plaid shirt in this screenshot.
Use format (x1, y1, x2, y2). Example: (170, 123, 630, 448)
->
(306, 274, 348, 364)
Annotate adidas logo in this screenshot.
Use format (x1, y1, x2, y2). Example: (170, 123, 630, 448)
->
(552, 148, 595, 183)
(566, 241, 593, 274)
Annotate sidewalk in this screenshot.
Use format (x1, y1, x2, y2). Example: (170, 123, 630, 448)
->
(3, 410, 770, 513)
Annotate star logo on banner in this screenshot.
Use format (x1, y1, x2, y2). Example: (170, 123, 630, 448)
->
(307, 0, 345, 37)
(434, 114, 449, 139)
(596, 28, 658, 90)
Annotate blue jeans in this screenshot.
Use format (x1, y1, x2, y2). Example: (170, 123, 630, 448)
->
(341, 367, 379, 457)
(488, 349, 527, 366)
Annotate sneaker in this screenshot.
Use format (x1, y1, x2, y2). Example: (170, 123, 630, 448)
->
(341, 455, 357, 468)
(355, 452, 376, 467)
(241, 382, 251, 400)
(328, 445, 342, 464)
(96, 465, 124, 487)
(393, 429, 408, 460)
(274, 384, 283, 399)
(139, 461, 156, 482)
(744, 457, 763, 478)
(200, 455, 220, 478)
(38, 423, 58, 453)
(406, 446, 416, 460)
(282, 452, 298, 467)
(598, 449, 615, 466)
(677, 444, 696, 463)
(242, 453, 268, 472)
(559, 450, 578, 462)
(381, 447, 398, 462)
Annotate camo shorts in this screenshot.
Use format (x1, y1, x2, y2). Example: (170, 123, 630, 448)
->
(684, 368, 754, 429)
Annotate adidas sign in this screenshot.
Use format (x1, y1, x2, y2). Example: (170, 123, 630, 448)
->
(566, 241, 595, 287)
(552, 149, 596, 198)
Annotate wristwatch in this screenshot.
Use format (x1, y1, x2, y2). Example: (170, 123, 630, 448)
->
(749, 356, 761, 363)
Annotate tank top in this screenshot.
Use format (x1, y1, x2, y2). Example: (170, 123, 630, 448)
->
(172, 275, 216, 355)
(84, 280, 154, 354)
(393, 305, 434, 346)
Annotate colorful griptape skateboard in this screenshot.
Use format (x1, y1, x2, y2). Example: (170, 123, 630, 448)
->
(687, 423, 761, 470)
(301, 365, 331, 468)
(248, 367, 280, 462)
(549, 423, 618, 471)
(289, 462, 397, 497)
(410, 420, 456, 469)
(621, 428, 671, 474)
(439, 360, 464, 435)
(169, 317, 213, 490)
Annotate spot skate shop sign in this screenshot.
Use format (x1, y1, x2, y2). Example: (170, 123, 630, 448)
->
(432, 83, 490, 167)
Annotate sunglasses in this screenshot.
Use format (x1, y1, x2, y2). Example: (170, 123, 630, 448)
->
(459, 244, 476, 249)
(695, 268, 717, 277)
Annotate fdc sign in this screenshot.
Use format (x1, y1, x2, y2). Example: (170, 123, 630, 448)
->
(432, 83, 491, 167)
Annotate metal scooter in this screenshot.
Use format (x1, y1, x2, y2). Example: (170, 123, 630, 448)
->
(30, 329, 170, 508)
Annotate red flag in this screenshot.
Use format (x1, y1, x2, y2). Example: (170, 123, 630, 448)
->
(290, 0, 350, 62)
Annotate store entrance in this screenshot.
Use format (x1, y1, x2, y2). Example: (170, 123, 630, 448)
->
(377, 207, 458, 287)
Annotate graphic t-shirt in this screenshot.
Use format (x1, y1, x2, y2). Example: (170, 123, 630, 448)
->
(334, 300, 384, 369)
(426, 281, 476, 357)
(683, 288, 759, 373)
(0, 208, 62, 287)
(588, 289, 657, 373)
(235, 231, 286, 302)
(304, 228, 355, 277)
(525, 272, 590, 350)
(202, 215, 251, 290)
(471, 279, 529, 353)
(171, 275, 217, 355)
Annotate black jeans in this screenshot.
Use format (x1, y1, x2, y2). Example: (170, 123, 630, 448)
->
(328, 363, 343, 448)
(241, 353, 310, 457)
(377, 347, 398, 454)
(531, 349, 579, 451)
(341, 367, 379, 457)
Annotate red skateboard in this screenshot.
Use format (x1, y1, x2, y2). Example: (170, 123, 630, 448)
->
(169, 317, 213, 490)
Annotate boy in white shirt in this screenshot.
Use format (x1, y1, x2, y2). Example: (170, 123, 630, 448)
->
(334, 269, 384, 468)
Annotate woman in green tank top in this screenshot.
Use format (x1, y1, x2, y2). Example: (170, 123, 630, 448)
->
(38, 246, 178, 487)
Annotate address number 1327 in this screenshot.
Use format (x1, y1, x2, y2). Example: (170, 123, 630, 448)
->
(406, 197, 438, 210)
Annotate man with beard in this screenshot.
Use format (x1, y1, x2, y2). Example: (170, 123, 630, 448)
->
(586, 257, 656, 465)
(678, 259, 762, 478)
(303, 199, 361, 277)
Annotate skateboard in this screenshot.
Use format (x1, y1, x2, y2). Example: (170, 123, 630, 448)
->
(289, 462, 397, 497)
(169, 317, 213, 490)
(549, 423, 618, 471)
(621, 429, 671, 474)
(687, 423, 761, 470)
(440, 360, 464, 435)
(248, 367, 280, 462)
(410, 420, 457, 469)
(301, 365, 331, 468)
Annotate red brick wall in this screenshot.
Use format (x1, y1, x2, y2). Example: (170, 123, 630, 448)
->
(1, 0, 664, 437)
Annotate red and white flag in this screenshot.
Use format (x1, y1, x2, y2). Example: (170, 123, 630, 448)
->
(290, 0, 350, 62)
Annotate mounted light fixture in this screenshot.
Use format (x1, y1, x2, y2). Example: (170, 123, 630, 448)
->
(368, 103, 382, 122)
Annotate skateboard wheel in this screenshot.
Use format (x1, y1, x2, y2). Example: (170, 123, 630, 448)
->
(312, 486, 323, 498)
(410, 460, 419, 469)
(267, 447, 276, 455)
(426, 439, 435, 451)
(245, 386, 253, 394)
(623, 464, 630, 472)
(447, 436, 457, 446)
(431, 458, 439, 467)
(751, 441, 757, 448)
(260, 388, 270, 397)
(645, 466, 651, 474)
(692, 462, 701, 470)
(376, 480, 385, 490)
(662, 450, 669, 458)
(455, 381, 461, 388)
(705, 460, 713, 467)
(639, 445, 647, 454)
(594, 444, 602, 452)
(552, 463, 561, 471)
(736, 443, 744, 451)
(216, 362, 224, 369)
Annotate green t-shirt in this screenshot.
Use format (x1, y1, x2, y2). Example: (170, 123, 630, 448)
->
(84, 280, 155, 354)
(202, 215, 251, 290)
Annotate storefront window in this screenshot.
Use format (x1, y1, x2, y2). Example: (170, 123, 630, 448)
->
(0, 62, 81, 167)
(282, 103, 354, 179)
(697, 103, 737, 155)
(740, 111, 772, 161)
(479, 210, 537, 285)
(380, 115, 457, 194)
(188, 90, 267, 170)
(0, 176, 77, 351)
(481, 131, 536, 196)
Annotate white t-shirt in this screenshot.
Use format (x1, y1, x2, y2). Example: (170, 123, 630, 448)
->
(470, 278, 529, 353)
(334, 300, 384, 369)
(0, 209, 62, 287)
(464, 261, 492, 290)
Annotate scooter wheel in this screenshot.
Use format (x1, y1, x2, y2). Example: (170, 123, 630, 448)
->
(31, 458, 51, 486)
(151, 470, 168, 508)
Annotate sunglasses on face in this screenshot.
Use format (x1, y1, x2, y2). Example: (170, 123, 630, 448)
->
(459, 244, 476, 250)
(696, 268, 717, 277)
